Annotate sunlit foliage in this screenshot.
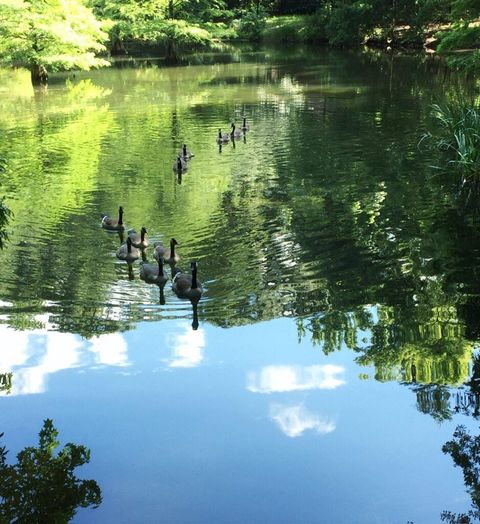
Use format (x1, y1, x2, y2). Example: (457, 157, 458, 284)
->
(0, 0, 109, 84)
(424, 102, 480, 180)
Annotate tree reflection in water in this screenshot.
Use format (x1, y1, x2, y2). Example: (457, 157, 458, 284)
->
(0, 373, 12, 395)
(442, 425, 480, 523)
(0, 419, 101, 523)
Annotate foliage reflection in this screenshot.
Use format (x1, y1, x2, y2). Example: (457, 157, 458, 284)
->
(0, 48, 479, 389)
(0, 419, 101, 523)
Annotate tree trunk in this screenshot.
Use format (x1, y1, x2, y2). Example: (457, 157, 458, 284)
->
(30, 64, 48, 86)
(166, 39, 179, 63)
(111, 37, 128, 56)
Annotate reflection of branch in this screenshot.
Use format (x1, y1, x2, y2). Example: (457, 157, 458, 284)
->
(413, 384, 453, 422)
(0, 372, 12, 395)
(0, 419, 102, 521)
(410, 383, 480, 422)
(442, 425, 480, 523)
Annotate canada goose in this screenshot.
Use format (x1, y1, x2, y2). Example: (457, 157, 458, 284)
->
(173, 156, 187, 173)
(153, 238, 180, 266)
(241, 117, 250, 132)
(128, 227, 148, 249)
(140, 257, 168, 286)
(230, 123, 242, 138)
(101, 206, 125, 231)
(179, 144, 194, 161)
(172, 261, 203, 302)
(116, 237, 139, 263)
(216, 129, 229, 144)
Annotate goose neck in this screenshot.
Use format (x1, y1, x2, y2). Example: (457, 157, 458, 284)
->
(191, 266, 198, 289)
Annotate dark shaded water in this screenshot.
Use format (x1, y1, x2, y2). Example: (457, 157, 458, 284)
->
(1, 47, 480, 523)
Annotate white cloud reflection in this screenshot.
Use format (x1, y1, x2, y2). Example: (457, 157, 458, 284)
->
(270, 403, 336, 438)
(89, 333, 129, 367)
(247, 364, 345, 394)
(0, 325, 130, 396)
(167, 324, 206, 368)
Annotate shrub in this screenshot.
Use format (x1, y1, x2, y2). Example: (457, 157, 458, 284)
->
(238, 6, 267, 41)
(424, 102, 480, 179)
(325, 2, 373, 46)
(437, 25, 480, 52)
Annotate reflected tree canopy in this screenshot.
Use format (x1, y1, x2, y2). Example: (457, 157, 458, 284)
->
(0, 419, 101, 523)
(0, 49, 479, 387)
(0, 156, 12, 250)
(442, 425, 480, 523)
(0, 373, 12, 395)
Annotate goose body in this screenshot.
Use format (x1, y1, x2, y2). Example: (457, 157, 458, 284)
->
(140, 258, 168, 286)
(153, 238, 180, 266)
(240, 117, 250, 132)
(216, 129, 230, 144)
(101, 206, 125, 231)
(173, 156, 187, 173)
(230, 123, 242, 138)
(116, 237, 140, 263)
(128, 227, 148, 249)
(179, 144, 194, 161)
(172, 261, 203, 302)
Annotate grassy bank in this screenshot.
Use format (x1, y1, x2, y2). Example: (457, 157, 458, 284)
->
(261, 15, 327, 43)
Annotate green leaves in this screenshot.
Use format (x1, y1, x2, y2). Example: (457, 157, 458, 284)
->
(427, 102, 480, 179)
(0, 0, 109, 81)
(0, 419, 102, 523)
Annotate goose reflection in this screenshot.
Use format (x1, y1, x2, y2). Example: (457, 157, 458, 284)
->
(172, 261, 203, 329)
(118, 230, 124, 245)
(192, 301, 199, 330)
(139, 257, 169, 305)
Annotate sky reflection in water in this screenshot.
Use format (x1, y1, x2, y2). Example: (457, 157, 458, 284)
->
(0, 317, 477, 523)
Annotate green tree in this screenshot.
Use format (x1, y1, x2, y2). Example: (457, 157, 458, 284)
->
(0, 0, 109, 86)
(92, 0, 213, 59)
(0, 419, 102, 523)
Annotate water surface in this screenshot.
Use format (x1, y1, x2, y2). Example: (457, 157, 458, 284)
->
(1, 47, 480, 523)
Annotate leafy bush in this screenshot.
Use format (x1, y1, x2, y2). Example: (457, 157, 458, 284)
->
(237, 6, 267, 41)
(302, 10, 328, 42)
(423, 102, 480, 179)
(325, 2, 373, 46)
(445, 50, 480, 71)
(437, 25, 480, 52)
(203, 21, 238, 40)
(262, 14, 327, 43)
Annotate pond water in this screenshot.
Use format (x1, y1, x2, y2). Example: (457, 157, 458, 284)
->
(1, 46, 480, 523)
